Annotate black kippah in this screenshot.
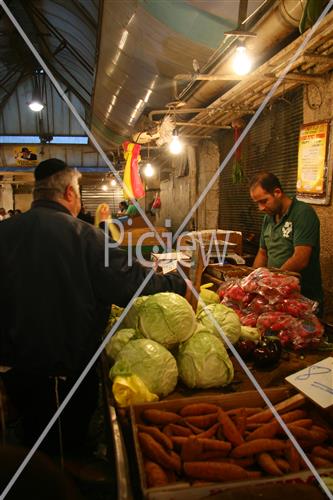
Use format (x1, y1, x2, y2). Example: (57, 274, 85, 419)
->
(34, 158, 68, 181)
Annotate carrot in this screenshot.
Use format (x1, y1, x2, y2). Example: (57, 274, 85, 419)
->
(196, 423, 219, 439)
(137, 424, 173, 450)
(142, 409, 180, 425)
(227, 407, 262, 417)
(247, 471, 262, 479)
(247, 394, 306, 424)
(275, 457, 291, 473)
(162, 424, 174, 437)
(246, 421, 280, 441)
(144, 460, 169, 487)
(180, 403, 220, 417)
(166, 423, 193, 437)
(311, 456, 333, 468)
(285, 442, 301, 472)
(183, 421, 204, 434)
(291, 419, 313, 428)
(257, 452, 283, 476)
(184, 461, 249, 482)
(170, 436, 188, 449)
(198, 438, 232, 454)
(231, 439, 286, 458)
(312, 446, 333, 462)
(279, 409, 307, 423)
(184, 413, 218, 429)
(138, 432, 181, 472)
(234, 409, 246, 437)
(218, 408, 244, 446)
(181, 437, 203, 461)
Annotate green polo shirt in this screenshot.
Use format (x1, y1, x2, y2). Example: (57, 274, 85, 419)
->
(126, 204, 139, 217)
(260, 198, 322, 304)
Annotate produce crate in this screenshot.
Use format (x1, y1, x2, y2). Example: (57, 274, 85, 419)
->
(130, 387, 333, 500)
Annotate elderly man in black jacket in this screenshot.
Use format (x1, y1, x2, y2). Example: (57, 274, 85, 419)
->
(0, 158, 186, 455)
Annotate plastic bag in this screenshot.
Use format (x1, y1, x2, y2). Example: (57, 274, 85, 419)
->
(274, 296, 318, 318)
(112, 375, 159, 407)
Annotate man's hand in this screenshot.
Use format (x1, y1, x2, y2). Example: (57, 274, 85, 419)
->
(253, 248, 268, 268)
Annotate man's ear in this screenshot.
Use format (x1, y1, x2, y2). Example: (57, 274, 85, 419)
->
(274, 188, 282, 198)
(64, 184, 74, 201)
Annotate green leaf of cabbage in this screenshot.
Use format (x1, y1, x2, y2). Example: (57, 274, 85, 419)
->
(105, 328, 138, 361)
(122, 296, 148, 329)
(177, 329, 234, 389)
(109, 339, 178, 397)
(138, 292, 197, 349)
(197, 303, 241, 346)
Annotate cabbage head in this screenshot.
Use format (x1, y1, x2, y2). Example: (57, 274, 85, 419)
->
(196, 287, 219, 314)
(177, 329, 234, 389)
(122, 296, 148, 329)
(138, 292, 197, 350)
(105, 328, 138, 361)
(110, 339, 178, 397)
(197, 303, 241, 346)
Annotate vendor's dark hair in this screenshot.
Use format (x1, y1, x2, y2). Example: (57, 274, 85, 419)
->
(249, 172, 283, 194)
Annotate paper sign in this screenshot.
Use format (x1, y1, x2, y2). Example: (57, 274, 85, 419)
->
(285, 356, 333, 408)
(161, 260, 178, 274)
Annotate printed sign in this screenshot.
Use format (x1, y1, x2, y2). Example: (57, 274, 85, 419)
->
(297, 121, 328, 195)
(14, 146, 38, 166)
(285, 356, 333, 408)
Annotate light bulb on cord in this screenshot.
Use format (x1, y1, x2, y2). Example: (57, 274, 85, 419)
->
(143, 162, 154, 177)
(102, 184, 108, 191)
(232, 44, 252, 76)
(110, 179, 117, 187)
(169, 130, 182, 154)
(28, 88, 44, 112)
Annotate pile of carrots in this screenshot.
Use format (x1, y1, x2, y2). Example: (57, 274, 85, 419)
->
(135, 394, 333, 487)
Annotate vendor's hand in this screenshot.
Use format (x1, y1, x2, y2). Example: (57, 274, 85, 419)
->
(99, 205, 109, 221)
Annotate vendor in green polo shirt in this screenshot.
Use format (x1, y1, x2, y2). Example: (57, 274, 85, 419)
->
(250, 172, 323, 310)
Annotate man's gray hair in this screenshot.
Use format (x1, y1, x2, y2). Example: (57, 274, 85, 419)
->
(33, 167, 81, 201)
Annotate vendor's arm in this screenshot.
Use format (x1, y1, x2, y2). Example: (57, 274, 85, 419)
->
(281, 205, 319, 273)
(89, 229, 186, 307)
(280, 245, 312, 272)
(253, 247, 267, 268)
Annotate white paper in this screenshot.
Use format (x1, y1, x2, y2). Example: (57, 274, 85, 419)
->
(285, 356, 333, 408)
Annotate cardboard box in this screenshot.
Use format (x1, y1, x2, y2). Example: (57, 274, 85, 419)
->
(130, 388, 333, 500)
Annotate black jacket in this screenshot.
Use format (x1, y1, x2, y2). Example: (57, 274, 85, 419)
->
(0, 200, 185, 376)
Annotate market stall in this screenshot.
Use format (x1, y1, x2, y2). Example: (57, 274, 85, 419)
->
(102, 262, 333, 500)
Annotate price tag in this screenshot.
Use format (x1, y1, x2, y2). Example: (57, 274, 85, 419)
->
(161, 260, 178, 274)
(285, 356, 333, 408)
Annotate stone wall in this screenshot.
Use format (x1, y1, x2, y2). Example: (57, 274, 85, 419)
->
(303, 74, 333, 320)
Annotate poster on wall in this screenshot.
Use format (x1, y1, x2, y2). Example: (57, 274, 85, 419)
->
(14, 146, 38, 167)
(297, 120, 332, 205)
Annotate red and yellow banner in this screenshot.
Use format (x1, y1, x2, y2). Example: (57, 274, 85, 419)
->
(122, 141, 145, 199)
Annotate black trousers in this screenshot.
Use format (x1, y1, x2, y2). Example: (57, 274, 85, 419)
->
(2, 368, 99, 456)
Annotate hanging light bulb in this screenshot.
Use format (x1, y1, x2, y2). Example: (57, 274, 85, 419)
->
(169, 129, 183, 155)
(232, 43, 252, 76)
(102, 183, 108, 191)
(143, 162, 154, 177)
(28, 88, 44, 112)
(110, 179, 117, 187)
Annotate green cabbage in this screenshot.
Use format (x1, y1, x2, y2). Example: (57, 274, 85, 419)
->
(197, 303, 241, 346)
(122, 296, 148, 329)
(109, 339, 178, 397)
(105, 328, 138, 361)
(177, 329, 234, 389)
(138, 292, 197, 349)
(196, 288, 220, 313)
(240, 326, 260, 342)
